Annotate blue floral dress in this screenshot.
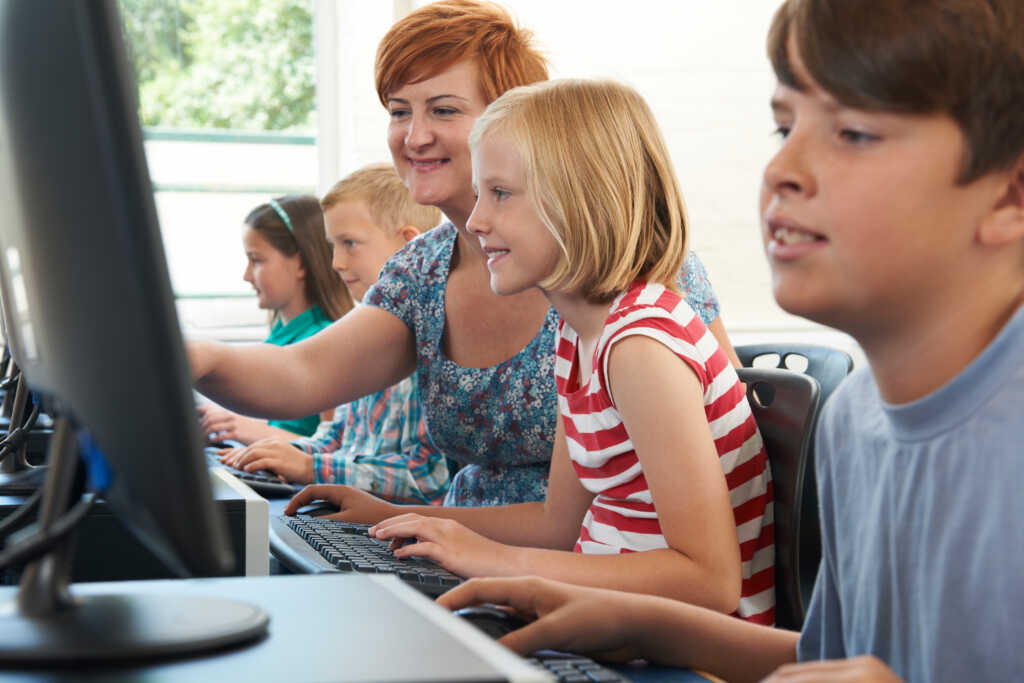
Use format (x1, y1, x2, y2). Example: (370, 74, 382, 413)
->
(363, 222, 720, 506)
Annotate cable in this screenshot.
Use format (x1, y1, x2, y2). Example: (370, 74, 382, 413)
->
(0, 492, 97, 570)
(0, 486, 43, 537)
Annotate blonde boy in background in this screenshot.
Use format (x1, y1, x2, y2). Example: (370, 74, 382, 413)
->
(221, 163, 451, 504)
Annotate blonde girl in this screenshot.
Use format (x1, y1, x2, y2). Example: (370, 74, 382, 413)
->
(360, 80, 775, 621)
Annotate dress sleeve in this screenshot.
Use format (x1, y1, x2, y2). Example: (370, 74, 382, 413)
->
(676, 250, 720, 324)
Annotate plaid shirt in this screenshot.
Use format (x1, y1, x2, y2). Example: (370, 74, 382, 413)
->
(293, 372, 450, 504)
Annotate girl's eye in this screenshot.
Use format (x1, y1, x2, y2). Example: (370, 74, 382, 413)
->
(492, 188, 510, 201)
(343, 240, 356, 248)
(772, 125, 791, 140)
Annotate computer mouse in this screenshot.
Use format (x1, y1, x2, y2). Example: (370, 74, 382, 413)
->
(295, 500, 341, 517)
(453, 604, 529, 639)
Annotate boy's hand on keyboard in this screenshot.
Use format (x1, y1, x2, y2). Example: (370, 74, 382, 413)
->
(761, 655, 902, 683)
(369, 514, 515, 578)
(284, 484, 399, 524)
(220, 438, 313, 484)
(437, 576, 643, 661)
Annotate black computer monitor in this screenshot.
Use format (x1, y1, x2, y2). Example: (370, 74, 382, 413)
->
(0, 0, 267, 662)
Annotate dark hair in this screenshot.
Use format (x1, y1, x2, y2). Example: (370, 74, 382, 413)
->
(244, 195, 353, 322)
(767, 0, 1024, 183)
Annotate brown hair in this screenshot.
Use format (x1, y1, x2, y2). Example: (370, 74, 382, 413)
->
(767, 0, 1024, 184)
(374, 0, 548, 107)
(469, 79, 687, 304)
(244, 195, 353, 322)
(321, 163, 441, 235)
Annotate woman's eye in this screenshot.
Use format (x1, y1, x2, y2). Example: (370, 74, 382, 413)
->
(389, 108, 410, 119)
(434, 107, 458, 116)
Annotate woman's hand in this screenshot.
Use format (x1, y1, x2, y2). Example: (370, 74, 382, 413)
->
(219, 438, 314, 484)
(284, 484, 399, 524)
(369, 514, 517, 578)
(197, 403, 270, 445)
(437, 576, 643, 660)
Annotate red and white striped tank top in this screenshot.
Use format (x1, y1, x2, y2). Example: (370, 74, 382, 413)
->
(555, 281, 775, 624)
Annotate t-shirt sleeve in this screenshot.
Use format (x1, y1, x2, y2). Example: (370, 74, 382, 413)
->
(676, 250, 720, 324)
(362, 239, 425, 332)
(797, 401, 846, 662)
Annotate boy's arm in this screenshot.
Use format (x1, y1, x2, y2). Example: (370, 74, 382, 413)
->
(438, 577, 799, 683)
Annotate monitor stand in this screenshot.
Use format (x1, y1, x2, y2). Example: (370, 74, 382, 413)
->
(0, 417, 269, 663)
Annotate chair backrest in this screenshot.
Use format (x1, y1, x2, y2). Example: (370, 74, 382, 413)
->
(737, 366, 820, 630)
(736, 343, 853, 405)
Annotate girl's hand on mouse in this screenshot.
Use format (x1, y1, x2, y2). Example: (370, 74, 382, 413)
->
(437, 576, 643, 661)
(220, 438, 314, 484)
(284, 484, 398, 524)
(369, 514, 516, 578)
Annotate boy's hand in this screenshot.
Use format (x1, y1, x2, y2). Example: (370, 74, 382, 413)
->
(197, 404, 267, 444)
(284, 484, 398, 524)
(762, 656, 903, 682)
(437, 576, 641, 661)
(369, 515, 516, 578)
(219, 438, 314, 484)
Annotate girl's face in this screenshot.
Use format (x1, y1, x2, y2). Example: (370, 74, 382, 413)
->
(242, 227, 307, 322)
(386, 59, 489, 228)
(467, 133, 560, 296)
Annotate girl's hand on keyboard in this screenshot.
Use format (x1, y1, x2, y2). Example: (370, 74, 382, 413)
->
(284, 484, 398, 524)
(369, 514, 515, 578)
(437, 576, 643, 661)
(198, 403, 271, 445)
(220, 438, 314, 484)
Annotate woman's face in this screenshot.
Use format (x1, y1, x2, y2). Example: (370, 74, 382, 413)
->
(386, 60, 489, 227)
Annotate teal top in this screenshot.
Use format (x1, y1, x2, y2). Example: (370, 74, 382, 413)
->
(264, 306, 332, 436)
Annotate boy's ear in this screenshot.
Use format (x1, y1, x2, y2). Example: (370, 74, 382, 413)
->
(397, 224, 422, 244)
(979, 155, 1024, 247)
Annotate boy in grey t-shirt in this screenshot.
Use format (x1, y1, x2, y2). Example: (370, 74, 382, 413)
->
(436, 1, 1024, 681)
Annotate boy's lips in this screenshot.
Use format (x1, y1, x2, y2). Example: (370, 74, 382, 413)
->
(764, 216, 826, 259)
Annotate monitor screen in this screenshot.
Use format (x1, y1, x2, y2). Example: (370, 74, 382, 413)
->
(0, 0, 266, 661)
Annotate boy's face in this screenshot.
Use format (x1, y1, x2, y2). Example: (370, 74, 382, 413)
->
(759, 44, 1000, 339)
(467, 133, 560, 297)
(324, 200, 411, 301)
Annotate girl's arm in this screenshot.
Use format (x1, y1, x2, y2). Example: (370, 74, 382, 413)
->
(283, 413, 596, 548)
(369, 336, 741, 611)
(190, 305, 416, 420)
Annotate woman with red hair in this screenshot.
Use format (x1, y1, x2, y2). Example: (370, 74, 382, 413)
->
(194, 0, 738, 514)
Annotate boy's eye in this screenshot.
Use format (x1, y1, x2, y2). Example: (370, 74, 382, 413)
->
(838, 128, 879, 145)
(343, 240, 356, 248)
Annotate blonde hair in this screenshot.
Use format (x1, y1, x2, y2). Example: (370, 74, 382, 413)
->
(469, 79, 688, 303)
(321, 163, 442, 236)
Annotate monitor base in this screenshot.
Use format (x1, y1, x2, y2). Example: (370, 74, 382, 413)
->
(0, 593, 268, 663)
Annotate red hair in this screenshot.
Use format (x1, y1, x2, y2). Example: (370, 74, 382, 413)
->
(374, 0, 548, 106)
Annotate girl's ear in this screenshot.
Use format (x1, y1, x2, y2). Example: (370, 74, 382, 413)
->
(979, 154, 1024, 247)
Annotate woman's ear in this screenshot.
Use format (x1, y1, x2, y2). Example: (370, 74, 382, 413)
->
(979, 155, 1024, 247)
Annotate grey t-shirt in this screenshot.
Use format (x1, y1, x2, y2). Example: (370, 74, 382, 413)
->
(798, 304, 1024, 682)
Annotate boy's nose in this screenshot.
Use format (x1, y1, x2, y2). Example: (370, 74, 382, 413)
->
(763, 134, 816, 198)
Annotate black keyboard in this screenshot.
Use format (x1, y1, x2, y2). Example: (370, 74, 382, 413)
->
(528, 652, 631, 682)
(270, 514, 464, 597)
(205, 448, 301, 498)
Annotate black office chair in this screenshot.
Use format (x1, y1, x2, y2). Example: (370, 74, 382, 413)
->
(736, 343, 853, 405)
(737, 366, 820, 630)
